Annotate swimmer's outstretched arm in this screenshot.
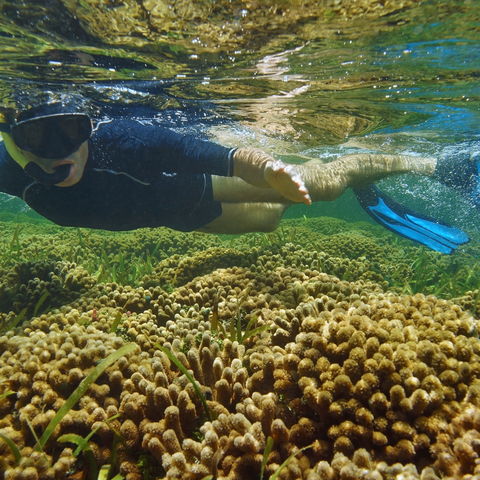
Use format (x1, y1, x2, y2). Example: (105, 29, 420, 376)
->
(227, 148, 436, 204)
(125, 122, 435, 205)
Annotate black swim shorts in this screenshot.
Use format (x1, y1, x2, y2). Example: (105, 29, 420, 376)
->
(156, 172, 222, 231)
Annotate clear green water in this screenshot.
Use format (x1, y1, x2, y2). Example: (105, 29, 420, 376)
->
(0, 0, 479, 230)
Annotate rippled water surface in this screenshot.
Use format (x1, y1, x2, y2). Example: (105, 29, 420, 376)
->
(0, 0, 479, 228)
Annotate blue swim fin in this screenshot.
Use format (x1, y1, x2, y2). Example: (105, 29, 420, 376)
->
(353, 184, 469, 254)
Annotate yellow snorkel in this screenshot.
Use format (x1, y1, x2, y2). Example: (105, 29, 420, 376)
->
(0, 112, 30, 169)
(1, 132, 30, 169)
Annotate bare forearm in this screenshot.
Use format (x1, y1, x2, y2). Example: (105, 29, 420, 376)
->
(338, 153, 436, 184)
(230, 148, 435, 205)
(232, 147, 275, 187)
(295, 153, 437, 202)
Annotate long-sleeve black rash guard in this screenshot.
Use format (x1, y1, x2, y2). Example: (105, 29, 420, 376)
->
(0, 119, 234, 231)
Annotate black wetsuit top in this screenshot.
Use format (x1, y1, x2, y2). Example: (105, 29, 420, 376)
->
(0, 119, 234, 231)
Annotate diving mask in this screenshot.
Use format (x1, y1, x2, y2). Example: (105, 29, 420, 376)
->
(0, 110, 92, 185)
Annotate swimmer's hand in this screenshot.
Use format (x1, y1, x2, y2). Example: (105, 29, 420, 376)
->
(264, 161, 312, 205)
(233, 148, 312, 205)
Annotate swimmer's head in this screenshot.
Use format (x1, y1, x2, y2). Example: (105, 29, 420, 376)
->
(0, 100, 92, 186)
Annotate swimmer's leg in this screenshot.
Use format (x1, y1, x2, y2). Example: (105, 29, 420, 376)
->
(197, 202, 287, 234)
(211, 176, 289, 203)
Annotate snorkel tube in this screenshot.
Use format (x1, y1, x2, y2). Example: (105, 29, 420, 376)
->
(24, 162, 71, 186)
(0, 130, 70, 185)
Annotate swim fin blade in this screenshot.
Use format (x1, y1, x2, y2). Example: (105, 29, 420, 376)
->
(353, 184, 469, 254)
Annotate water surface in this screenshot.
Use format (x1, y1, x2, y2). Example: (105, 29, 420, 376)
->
(0, 0, 479, 232)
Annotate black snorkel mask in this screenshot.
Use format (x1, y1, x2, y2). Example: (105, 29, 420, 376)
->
(0, 108, 92, 185)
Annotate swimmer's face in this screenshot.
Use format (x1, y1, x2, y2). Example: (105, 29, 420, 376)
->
(19, 140, 89, 187)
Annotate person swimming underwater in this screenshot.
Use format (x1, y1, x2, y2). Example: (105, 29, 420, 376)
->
(0, 99, 478, 254)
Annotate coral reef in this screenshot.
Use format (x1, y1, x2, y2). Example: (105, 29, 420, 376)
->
(3, 219, 478, 300)
(0, 261, 95, 316)
(0, 219, 479, 479)
(452, 289, 480, 317)
(431, 403, 480, 478)
(0, 223, 221, 286)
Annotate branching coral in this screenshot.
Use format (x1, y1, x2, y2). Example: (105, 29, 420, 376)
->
(1, 219, 480, 479)
(0, 261, 95, 317)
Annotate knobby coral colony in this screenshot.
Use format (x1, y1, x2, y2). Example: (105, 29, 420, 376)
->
(0, 220, 480, 479)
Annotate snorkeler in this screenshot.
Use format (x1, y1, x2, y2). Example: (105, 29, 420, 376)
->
(0, 101, 478, 254)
